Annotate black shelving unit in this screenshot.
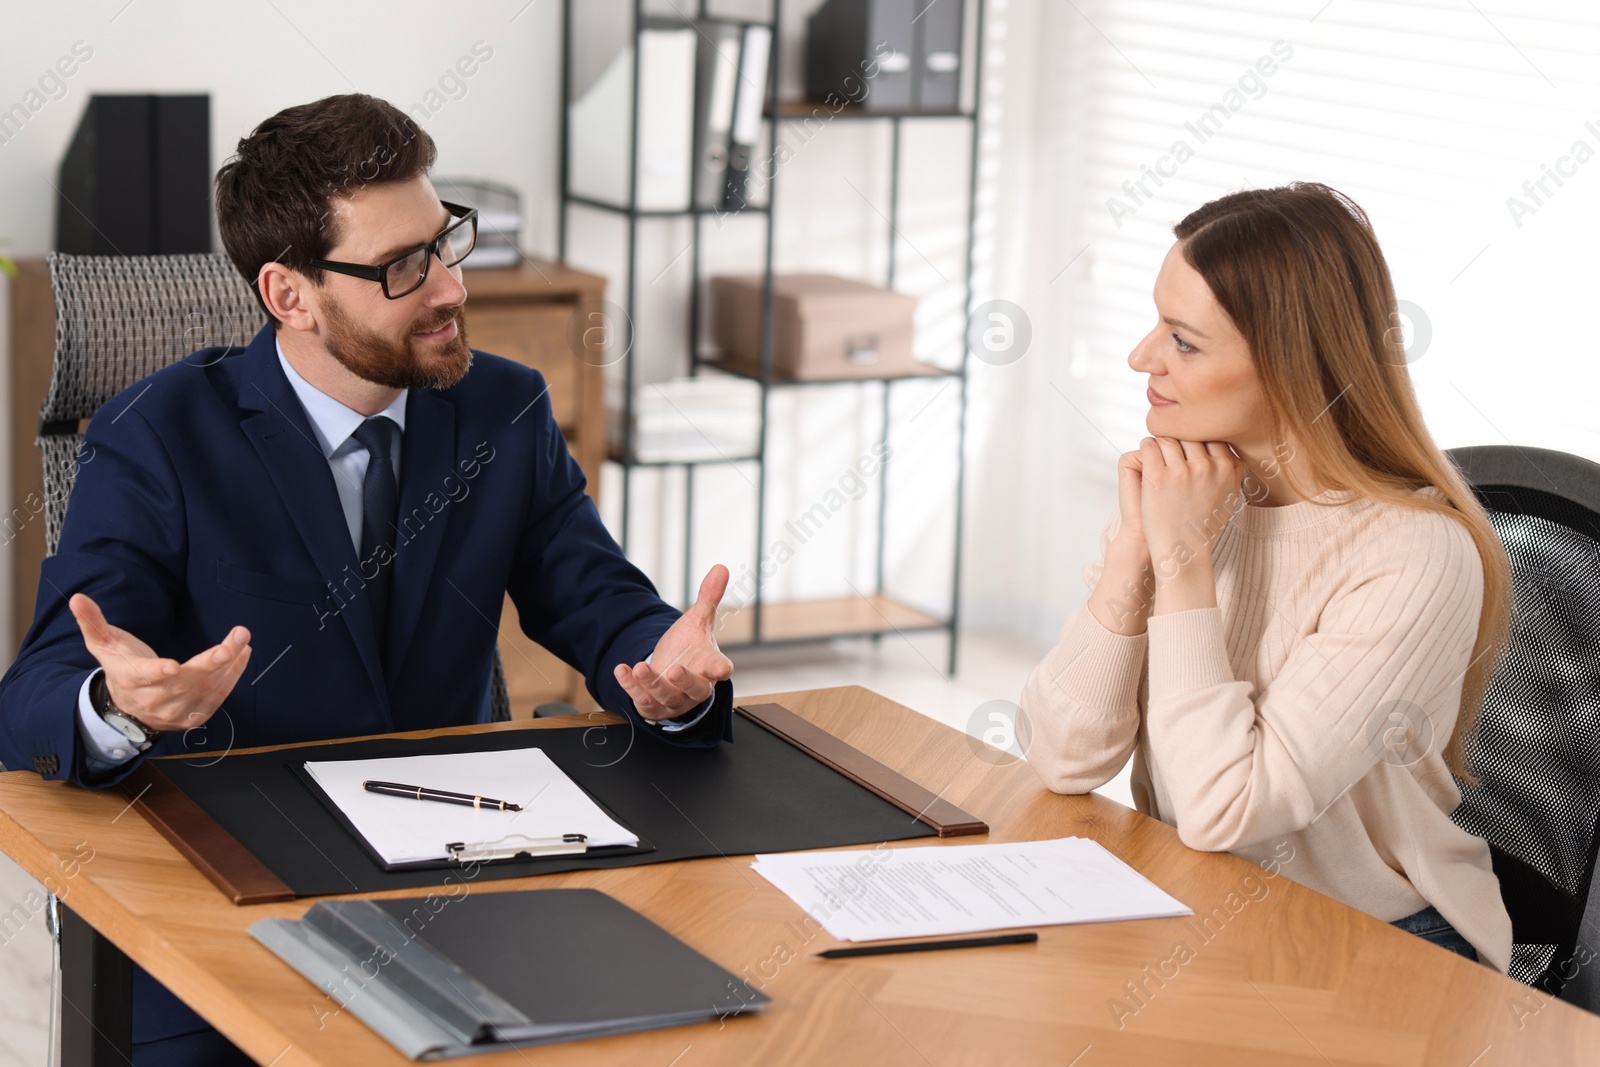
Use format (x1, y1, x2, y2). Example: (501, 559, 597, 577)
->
(558, 0, 984, 673)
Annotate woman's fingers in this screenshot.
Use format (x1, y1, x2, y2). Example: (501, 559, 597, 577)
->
(1148, 437, 1239, 477)
(1152, 436, 1187, 468)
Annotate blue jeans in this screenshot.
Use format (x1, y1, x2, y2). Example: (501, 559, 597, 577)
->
(1391, 904, 1478, 962)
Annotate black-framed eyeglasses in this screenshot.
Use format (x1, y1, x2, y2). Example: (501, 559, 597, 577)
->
(313, 201, 478, 299)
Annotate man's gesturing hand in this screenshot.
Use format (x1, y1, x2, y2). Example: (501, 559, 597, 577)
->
(614, 565, 734, 721)
(69, 593, 252, 734)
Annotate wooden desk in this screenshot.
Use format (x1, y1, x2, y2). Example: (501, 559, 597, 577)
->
(0, 685, 1594, 1065)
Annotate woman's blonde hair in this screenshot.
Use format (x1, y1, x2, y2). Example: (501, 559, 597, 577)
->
(1173, 182, 1508, 777)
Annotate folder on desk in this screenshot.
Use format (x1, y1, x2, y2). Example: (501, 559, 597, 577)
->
(251, 888, 768, 1059)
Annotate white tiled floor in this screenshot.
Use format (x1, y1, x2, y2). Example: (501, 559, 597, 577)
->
(0, 627, 1134, 1067)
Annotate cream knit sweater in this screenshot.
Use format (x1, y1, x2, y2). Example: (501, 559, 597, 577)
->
(1021, 488, 1513, 973)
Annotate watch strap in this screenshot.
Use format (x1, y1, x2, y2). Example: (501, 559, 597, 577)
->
(93, 672, 159, 749)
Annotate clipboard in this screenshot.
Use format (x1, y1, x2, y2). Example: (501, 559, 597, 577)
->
(445, 832, 592, 863)
(288, 761, 655, 873)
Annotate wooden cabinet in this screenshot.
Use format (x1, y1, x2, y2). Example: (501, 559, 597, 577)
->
(5, 257, 606, 717)
(6, 259, 58, 662)
(460, 262, 607, 714)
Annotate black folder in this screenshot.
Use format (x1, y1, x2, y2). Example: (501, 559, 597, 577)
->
(251, 888, 767, 1059)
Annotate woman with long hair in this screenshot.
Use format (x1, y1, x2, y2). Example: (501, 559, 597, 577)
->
(1021, 182, 1512, 969)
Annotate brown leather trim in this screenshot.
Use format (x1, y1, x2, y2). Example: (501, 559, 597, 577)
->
(736, 703, 987, 837)
(119, 761, 296, 904)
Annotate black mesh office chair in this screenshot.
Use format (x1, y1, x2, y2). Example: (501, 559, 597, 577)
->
(1447, 444, 1600, 1004)
(34, 252, 513, 722)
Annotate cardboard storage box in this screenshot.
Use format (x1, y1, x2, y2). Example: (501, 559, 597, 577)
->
(711, 273, 922, 380)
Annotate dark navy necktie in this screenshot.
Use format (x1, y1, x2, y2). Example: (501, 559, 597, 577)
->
(352, 416, 399, 653)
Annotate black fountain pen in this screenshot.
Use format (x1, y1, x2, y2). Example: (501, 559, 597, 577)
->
(362, 780, 523, 812)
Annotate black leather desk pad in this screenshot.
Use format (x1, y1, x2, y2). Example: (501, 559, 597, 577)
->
(155, 719, 938, 897)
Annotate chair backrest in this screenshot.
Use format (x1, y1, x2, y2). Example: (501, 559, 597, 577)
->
(40, 253, 264, 554)
(37, 252, 512, 722)
(1447, 444, 1600, 999)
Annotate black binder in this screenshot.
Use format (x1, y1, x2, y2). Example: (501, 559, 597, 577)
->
(56, 94, 211, 254)
(806, 0, 915, 110)
(251, 888, 768, 1059)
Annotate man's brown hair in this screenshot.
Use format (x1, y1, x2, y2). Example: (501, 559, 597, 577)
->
(215, 94, 437, 325)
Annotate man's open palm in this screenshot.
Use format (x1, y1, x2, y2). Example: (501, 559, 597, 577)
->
(614, 565, 733, 721)
(69, 593, 252, 734)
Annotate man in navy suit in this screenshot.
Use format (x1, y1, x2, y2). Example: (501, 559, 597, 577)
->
(0, 94, 734, 1066)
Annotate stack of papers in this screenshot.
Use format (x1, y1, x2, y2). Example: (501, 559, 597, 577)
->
(752, 837, 1191, 941)
(303, 748, 637, 867)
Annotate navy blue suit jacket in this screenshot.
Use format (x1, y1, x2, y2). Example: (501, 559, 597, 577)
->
(0, 324, 732, 786)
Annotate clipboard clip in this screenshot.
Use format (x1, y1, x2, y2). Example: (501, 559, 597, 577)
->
(445, 832, 589, 864)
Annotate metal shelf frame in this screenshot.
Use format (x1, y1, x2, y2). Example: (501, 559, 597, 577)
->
(558, 0, 984, 673)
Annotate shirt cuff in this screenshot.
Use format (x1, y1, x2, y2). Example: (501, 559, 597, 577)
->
(649, 694, 714, 733)
(76, 670, 141, 771)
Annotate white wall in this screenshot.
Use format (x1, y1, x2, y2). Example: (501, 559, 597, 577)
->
(0, 2, 563, 256)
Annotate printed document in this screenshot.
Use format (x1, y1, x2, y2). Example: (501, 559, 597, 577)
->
(752, 837, 1191, 941)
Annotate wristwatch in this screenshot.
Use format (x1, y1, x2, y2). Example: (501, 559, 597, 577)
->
(91, 672, 161, 753)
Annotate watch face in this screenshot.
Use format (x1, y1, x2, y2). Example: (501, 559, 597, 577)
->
(106, 711, 151, 746)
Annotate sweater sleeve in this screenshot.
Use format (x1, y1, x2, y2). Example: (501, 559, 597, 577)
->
(1020, 510, 1152, 793)
(1144, 511, 1483, 852)
(1020, 608, 1148, 793)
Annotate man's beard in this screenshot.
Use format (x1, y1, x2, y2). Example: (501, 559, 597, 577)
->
(321, 294, 473, 391)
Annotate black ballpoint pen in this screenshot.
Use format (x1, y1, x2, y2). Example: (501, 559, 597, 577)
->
(362, 780, 523, 812)
(815, 932, 1039, 959)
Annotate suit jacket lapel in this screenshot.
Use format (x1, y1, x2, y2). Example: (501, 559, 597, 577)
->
(383, 388, 457, 684)
(235, 329, 391, 713)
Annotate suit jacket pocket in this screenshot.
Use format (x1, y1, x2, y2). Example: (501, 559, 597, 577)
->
(215, 559, 328, 606)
